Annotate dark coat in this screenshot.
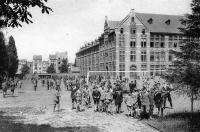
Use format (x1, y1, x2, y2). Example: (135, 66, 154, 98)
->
(113, 90, 123, 105)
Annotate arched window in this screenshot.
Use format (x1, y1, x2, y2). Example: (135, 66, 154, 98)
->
(120, 28, 124, 34)
(131, 17, 135, 23)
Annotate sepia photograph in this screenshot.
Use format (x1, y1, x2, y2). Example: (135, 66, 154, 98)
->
(0, 0, 200, 132)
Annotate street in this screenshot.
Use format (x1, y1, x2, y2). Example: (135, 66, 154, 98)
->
(0, 80, 157, 132)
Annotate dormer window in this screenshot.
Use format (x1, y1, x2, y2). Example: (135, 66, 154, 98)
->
(131, 17, 135, 23)
(148, 18, 153, 24)
(120, 28, 124, 34)
(165, 19, 171, 25)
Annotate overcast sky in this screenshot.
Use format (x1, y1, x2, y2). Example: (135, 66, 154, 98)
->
(8, 0, 191, 63)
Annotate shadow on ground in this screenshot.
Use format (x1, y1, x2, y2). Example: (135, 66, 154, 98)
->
(0, 111, 102, 132)
(146, 111, 200, 132)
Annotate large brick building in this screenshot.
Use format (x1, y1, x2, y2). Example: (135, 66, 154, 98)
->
(76, 9, 185, 79)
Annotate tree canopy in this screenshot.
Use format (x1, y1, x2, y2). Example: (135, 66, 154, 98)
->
(164, 0, 200, 98)
(6, 36, 18, 77)
(0, 32, 8, 78)
(59, 58, 69, 73)
(0, 0, 53, 27)
(46, 63, 56, 73)
(20, 64, 30, 77)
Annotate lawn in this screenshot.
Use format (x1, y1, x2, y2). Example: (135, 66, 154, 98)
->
(145, 92, 200, 132)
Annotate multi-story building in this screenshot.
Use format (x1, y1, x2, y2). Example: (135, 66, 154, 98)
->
(55, 51, 68, 73)
(49, 54, 57, 67)
(33, 55, 42, 74)
(76, 9, 185, 79)
(42, 61, 49, 73)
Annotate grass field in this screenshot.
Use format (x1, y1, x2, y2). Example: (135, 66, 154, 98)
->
(146, 92, 200, 132)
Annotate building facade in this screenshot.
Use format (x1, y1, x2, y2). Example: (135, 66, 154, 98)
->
(33, 55, 42, 74)
(76, 9, 185, 79)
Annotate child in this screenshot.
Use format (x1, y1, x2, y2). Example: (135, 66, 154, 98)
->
(75, 88, 82, 112)
(53, 89, 61, 112)
(92, 86, 101, 112)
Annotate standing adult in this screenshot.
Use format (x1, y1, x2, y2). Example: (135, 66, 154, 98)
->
(113, 84, 123, 113)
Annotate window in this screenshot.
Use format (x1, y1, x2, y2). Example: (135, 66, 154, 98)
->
(142, 29, 145, 34)
(150, 42, 154, 48)
(161, 51, 165, 61)
(141, 38, 147, 48)
(120, 28, 124, 34)
(130, 28, 136, 34)
(130, 40, 136, 48)
(174, 43, 177, 48)
(130, 51, 136, 62)
(141, 51, 147, 62)
(119, 63, 125, 71)
(131, 17, 135, 23)
(169, 42, 173, 48)
(119, 51, 125, 62)
(141, 64, 147, 71)
(155, 42, 160, 48)
(150, 51, 154, 62)
(155, 52, 160, 62)
(119, 34, 125, 47)
(160, 42, 165, 48)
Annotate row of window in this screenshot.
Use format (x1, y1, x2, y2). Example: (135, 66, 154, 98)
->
(119, 50, 174, 62)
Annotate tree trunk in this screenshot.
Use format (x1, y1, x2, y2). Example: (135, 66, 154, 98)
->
(191, 88, 194, 113)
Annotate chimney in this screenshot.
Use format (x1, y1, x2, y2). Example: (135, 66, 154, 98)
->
(130, 9, 135, 14)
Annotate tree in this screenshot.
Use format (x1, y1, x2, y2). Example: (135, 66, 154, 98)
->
(7, 36, 18, 77)
(164, 0, 200, 112)
(0, 32, 8, 82)
(58, 58, 69, 73)
(20, 64, 30, 77)
(46, 63, 56, 73)
(0, 0, 53, 28)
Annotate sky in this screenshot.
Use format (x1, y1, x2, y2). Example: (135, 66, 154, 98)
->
(7, 0, 192, 63)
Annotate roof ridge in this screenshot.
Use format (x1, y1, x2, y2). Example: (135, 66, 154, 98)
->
(136, 12, 184, 17)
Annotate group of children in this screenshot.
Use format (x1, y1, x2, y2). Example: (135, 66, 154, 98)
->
(1, 77, 23, 98)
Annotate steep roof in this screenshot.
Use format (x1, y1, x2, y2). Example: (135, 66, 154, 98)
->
(107, 20, 120, 29)
(136, 13, 184, 34)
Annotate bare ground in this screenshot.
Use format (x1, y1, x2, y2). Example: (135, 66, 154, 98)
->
(0, 80, 157, 132)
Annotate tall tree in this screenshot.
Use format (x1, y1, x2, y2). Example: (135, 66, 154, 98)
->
(0, 32, 8, 81)
(164, 0, 200, 112)
(0, 0, 53, 28)
(7, 36, 18, 77)
(46, 63, 56, 73)
(20, 64, 30, 77)
(59, 58, 69, 73)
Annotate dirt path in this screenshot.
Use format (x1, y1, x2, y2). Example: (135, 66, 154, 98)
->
(0, 80, 158, 132)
